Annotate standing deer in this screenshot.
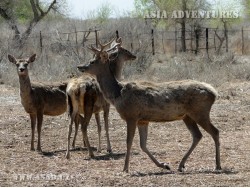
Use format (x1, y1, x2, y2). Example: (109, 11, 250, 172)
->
(7, 54, 85, 152)
(8, 54, 67, 151)
(77, 44, 221, 172)
(65, 37, 137, 159)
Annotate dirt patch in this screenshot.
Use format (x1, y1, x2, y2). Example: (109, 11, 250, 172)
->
(0, 82, 249, 186)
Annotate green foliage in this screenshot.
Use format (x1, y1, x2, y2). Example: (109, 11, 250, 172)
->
(242, 0, 250, 18)
(14, 0, 33, 23)
(133, 0, 211, 28)
(133, 0, 155, 17)
(0, 0, 67, 23)
(85, 2, 114, 24)
(209, 0, 243, 29)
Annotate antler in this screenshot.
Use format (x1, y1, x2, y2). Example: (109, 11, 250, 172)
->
(87, 37, 116, 54)
(106, 37, 122, 52)
(97, 37, 116, 51)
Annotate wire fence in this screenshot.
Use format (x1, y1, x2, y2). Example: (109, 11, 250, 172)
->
(27, 26, 250, 57)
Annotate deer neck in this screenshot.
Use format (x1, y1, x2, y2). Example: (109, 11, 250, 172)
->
(109, 56, 124, 81)
(96, 63, 122, 105)
(18, 74, 32, 102)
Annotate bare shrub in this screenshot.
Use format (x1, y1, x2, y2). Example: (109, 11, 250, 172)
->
(136, 52, 250, 87)
(1, 18, 250, 88)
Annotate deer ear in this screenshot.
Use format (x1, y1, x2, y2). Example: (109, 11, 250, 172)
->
(28, 54, 36, 63)
(8, 54, 17, 64)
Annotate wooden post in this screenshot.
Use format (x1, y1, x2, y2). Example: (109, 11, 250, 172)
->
(175, 27, 177, 54)
(190, 25, 193, 53)
(225, 27, 228, 52)
(162, 32, 165, 54)
(242, 27, 244, 55)
(151, 29, 155, 55)
(39, 31, 43, 52)
(116, 30, 119, 39)
(75, 27, 79, 55)
(130, 32, 133, 51)
(95, 29, 98, 47)
(206, 28, 209, 55)
(214, 30, 216, 51)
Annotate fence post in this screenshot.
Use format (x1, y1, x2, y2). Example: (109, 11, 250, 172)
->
(214, 30, 216, 51)
(242, 27, 244, 55)
(116, 30, 119, 39)
(39, 31, 43, 52)
(225, 27, 228, 52)
(75, 27, 79, 55)
(151, 29, 155, 55)
(161, 32, 165, 53)
(129, 32, 133, 51)
(95, 29, 98, 47)
(206, 28, 209, 55)
(190, 25, 193, 53)
(175, 27, 177, 54)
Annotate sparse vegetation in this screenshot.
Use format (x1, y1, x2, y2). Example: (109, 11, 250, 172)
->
(0, 0, 250, 186)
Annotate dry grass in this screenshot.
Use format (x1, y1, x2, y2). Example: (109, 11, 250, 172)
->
(125, 52, 250, 87)
(0, 72, 250, 186)
(1, 18, 250, 186)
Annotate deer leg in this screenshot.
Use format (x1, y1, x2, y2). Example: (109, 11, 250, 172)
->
(103, 105, 112, 153)
(95, 113, 102, 153)
(81, 106, 94, 158)
(178, 115, 203, 172)
(123, 119, 137, 173)
(138, 124, 171, 170)
(78, 115, 87, 147)
(197, 118, 221, 170)
(36, 112, 43, 152)
(29, 114, 36, 151)
(65, 112, 77, 159)
(72, 114, 80, 148)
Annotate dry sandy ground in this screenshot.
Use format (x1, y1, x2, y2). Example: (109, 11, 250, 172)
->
(0, 81, 249, 186)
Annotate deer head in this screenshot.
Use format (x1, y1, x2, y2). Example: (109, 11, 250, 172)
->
(106, 37, 136, 62)
(79, 37, 136, 76)
(8, 54, 36, 77)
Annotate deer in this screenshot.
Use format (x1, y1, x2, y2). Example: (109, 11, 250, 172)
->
(76, 43, 222, 173)
(8, 54, 66, 151)
(7, 54, 86, 152)
(65, 37, 137, 159)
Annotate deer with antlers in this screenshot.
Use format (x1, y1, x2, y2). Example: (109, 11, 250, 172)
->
(65, 37, 136, 159)
(76, 41, 221, 172)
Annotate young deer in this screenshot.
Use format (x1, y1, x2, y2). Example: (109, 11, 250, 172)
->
(8, 54, 68, 151)
(66, 38, 137, 159)
(77, 44, 221, 172)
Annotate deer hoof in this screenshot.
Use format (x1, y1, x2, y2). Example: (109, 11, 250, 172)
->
(178, 165, 185, 172)
(97, 148, 102, 153)
(216, 166, 222, 171)
(107, 149, 112, 154)
(123, 168, 129, 173)
(65, 153, 70, 159)
(159, 162, 171, 170)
